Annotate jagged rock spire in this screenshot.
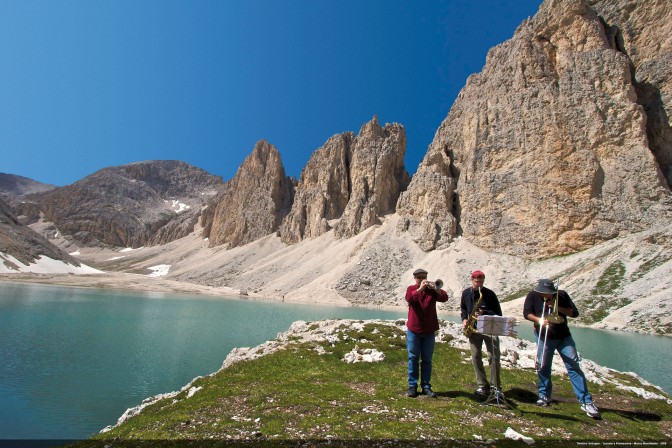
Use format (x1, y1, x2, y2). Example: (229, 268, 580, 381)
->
(280, 116, 409, 244)
(204, 140, 294, 248)
(334, 116, 409, 238)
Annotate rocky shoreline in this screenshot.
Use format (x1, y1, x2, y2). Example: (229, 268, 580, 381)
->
(100, 318, 672, 434)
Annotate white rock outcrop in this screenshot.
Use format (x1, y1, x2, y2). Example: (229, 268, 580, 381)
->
(341, 346, 385, 363)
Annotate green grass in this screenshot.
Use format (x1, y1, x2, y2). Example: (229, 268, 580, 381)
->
(632, 253, 672, 281)
(591, 261, 626, 296)
(580, 296, 633, 325)
(77, 321, 672, 446)
(500, 284, 535, 303)
(580, 261, 631, 324)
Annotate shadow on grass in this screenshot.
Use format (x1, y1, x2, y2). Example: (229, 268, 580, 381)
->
(435, 390, 521, 410)
(501, 388, 586, 422)
(502, 388, 662, 421)
(435, 390, 478, 400)
(602, 407, 662, 422)
(505, 387, 538, 404)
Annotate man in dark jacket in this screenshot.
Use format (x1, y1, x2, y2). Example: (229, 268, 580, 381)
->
(460, 270, 503, 397)
(523, 278, 601, 419)
(405, 268, 448, 398)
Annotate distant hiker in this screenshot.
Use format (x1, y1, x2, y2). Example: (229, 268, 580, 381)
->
(523, 278, 601, 419)
(460, 270, 503, 398)
(405, 268, 448, 398)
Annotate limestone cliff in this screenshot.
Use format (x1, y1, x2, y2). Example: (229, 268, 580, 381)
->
(397, 0, 672, 258)
(204, 140, 294, 248)
(588, 0, 672, 188)
(281, 116, 409, 243)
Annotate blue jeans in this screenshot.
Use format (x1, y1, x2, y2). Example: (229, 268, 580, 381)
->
(406, 330, 435, 390)
(535, 331, 593, 404)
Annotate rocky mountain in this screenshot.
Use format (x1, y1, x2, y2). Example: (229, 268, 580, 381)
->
(12, 161, 223, 248)
(146, 0, 671, 335)
(0, 173, 56, 197)
(2, 0, 671, 335)
(280, 116, 409, 244)
(0, 196, 84, 270)
(202, 140, 295, 248)
(11, 0, 668, 262)
(397, 0, 672, 258)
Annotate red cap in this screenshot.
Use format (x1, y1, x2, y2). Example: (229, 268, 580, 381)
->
(471, 270, 485, 279)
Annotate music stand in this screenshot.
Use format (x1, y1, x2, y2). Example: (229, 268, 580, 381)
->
(476, 315, 518, 408)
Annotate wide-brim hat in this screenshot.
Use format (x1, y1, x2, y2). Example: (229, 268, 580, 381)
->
(534, 279, 557, 294)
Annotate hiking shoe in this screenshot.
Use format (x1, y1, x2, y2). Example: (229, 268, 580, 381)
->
(422, 387, 437, 398)
(475, 387, 490, 397)
(407, 387, 418, 398)
(536, 396, 552, 407)
(581, 402, 601, 419)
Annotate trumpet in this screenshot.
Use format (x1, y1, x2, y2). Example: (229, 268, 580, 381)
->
(426, 279, 444, 290)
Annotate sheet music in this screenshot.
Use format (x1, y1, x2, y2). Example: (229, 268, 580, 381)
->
(476, 315, 518, 337)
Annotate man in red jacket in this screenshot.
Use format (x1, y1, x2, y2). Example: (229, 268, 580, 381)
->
(405, 268, 449, 398)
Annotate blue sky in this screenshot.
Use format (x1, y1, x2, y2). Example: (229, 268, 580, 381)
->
(1, 1, 542, 187)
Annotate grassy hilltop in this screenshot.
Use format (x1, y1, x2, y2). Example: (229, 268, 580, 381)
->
(81, 320, 671, 446)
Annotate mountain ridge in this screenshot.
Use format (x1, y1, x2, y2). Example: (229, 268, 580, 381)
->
(8, 160, 224, 249)
(0, 173, 56, 196)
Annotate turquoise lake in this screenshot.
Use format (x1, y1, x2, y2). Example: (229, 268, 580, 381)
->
(0, 282, 670, 440)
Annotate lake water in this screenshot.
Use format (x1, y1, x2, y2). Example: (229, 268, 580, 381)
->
(0, 282, 670, 440)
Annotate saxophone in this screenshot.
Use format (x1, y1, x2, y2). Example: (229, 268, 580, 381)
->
(463, 287, 483, 337)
